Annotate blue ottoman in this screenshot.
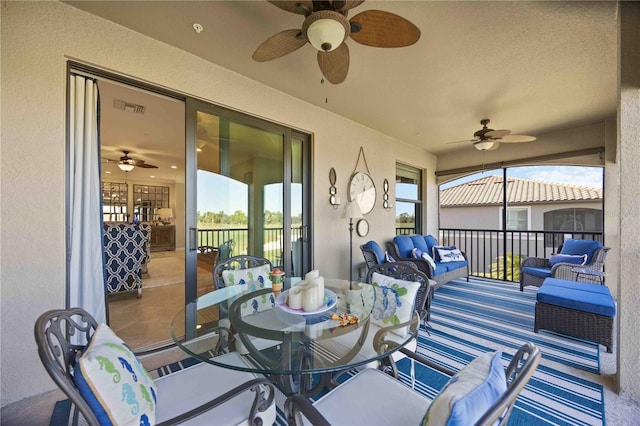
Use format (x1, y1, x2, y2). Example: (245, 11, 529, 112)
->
(535, 278, 615, 352)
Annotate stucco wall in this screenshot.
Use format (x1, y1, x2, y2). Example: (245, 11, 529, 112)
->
(0, 1, 437, 405)
(617, 1, 640, 399)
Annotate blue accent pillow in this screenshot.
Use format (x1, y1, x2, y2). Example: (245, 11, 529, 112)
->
(422, 351, 506, 426)
(363, 240, 386, 264)
(560, 239, 602, 264)
(549, 253, 587, 267)
(385, 251, 396, 262)
(411, 247, 423, 259)
(74, 324, 157, 426)
(432, 245, 456, 261)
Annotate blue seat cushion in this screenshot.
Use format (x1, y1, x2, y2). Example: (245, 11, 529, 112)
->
(393, 235, 415, 258)
(410, 235, 430, 254)
(537, 279, 615, 317)
(542, 278, 611, 295)
(560, 239, 603, 264)
(521, 266, 552, 279)
(424, 235, 439, 255)
(432, 264, 449, 276)
(441, 260, 468, 273)
(363, 240, 385, 264)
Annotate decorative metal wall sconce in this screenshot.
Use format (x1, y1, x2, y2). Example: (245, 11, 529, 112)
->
(329, 167, 341, 209)
(382, 178, 393, 211)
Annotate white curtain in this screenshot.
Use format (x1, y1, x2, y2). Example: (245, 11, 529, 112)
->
(68, 75, 106, 323)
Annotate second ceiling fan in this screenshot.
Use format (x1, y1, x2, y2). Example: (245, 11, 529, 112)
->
(448, 119, 537, 151)
(252, 1, 421, 84)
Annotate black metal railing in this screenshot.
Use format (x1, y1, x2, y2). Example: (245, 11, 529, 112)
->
(197, 226, 303, 266)
(438, 228, 604, 282)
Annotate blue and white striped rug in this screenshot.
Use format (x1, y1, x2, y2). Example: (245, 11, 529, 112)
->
(426, 278, 600, 374)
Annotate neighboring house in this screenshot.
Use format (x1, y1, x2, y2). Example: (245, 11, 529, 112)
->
(440, 175, 603, 233)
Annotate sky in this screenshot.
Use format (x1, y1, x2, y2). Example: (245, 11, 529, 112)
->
(439, 165, 604, 190)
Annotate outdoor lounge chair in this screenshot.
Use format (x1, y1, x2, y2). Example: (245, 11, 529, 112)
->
(520, 238, 609, 291)
(285, 342, 541, 426)
(34, 307, 275, 426)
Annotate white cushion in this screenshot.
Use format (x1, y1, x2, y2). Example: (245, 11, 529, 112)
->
(422, 351, 507, 426)
(421, 252, 437, 270)
(305, 368, 429, 426)
(370, 272, 421, 337)
(74, 324, 157, 426)
(221, 264, 272, 287)
(155, 352, 275, 425)
(435, 247, 466, 263)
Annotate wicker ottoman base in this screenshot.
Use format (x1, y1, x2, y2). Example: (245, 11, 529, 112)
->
(535, 302, 613, 353)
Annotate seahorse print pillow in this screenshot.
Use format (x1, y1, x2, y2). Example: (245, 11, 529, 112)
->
(74, 323, 157, 426)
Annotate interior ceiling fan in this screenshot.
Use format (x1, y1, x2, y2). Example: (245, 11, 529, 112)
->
(448, 119, 537, 151)
(252, 0, 421, 84)
(103, 150, 158, 171)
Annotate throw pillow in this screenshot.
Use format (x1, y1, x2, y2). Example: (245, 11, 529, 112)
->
(385, 251, 396, 263)
(432, 245, 455, 261)
(435, 246, 465, 263)
(74, 324, 157, 426)
(370, 272, 421, 337)
(560, 238, 602, 264)
(421, 251, 437, 270)
(411, 247, 424, 259)
(549, 253, 588, 267)
(221, 264, 272, 287)
(422, 351, 506, 426)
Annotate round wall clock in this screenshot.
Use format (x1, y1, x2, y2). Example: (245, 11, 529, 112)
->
(349, 171, 376, 215)
(356, 219, 369, 237)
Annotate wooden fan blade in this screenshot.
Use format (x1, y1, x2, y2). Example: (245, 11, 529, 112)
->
(134, 160, 158, 169)
(252, 29, 306, 62)
(349, 10, 420, 47)
(485, 129, 510, 138)
(446, 139, 475, 145)
(333, 0, 365, 12)
(318, 43, 350, 84)
(500, 134, 536, 143)
(268, 1, 313, 15)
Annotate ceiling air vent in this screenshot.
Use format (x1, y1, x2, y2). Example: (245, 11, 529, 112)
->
(113, 99, 146, 114)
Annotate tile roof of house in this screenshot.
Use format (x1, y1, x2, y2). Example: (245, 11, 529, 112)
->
(440, 175, 603, 207)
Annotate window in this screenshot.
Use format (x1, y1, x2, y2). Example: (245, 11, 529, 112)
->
(102, 182, 128, 222)
(501, 207, 529, 230)
(133, 184, 169, 222)
(395, 163, 422, 235)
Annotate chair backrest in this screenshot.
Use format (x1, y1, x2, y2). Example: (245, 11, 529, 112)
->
(588, 246, 610, 270)
(559, 238, 603, 264)
(218, 239, 234, 263)
(366, 261, 431, 321)
(360, 241, 385, 269)
(213, 255, 274, 289)
(34, 308, 101, 426)
(476, 342, 541, 426)
(103, 223, 147, 294)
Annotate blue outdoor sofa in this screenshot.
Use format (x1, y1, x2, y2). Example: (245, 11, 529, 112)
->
(387, 235, 469, 290)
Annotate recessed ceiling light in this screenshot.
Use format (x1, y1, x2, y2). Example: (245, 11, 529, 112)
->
(196, 148, 202, 152)
(105, 171, 111, 174)
(171, 165, 177, 169)
(193, 23, 203, 34)
(150, 175, 155, 178)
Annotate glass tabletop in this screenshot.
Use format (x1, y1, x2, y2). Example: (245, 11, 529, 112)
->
(170, 278, 419, 377)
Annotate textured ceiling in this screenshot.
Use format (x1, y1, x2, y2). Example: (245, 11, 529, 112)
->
(68, 0, 618, 163)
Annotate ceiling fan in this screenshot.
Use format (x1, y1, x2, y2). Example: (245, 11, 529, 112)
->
(448, 119, 537, 151)
(103, 150, 158, 171)
(252, 0, 421, 84)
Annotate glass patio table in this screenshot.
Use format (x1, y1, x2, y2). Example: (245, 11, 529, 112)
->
(170, 278, 419, 395)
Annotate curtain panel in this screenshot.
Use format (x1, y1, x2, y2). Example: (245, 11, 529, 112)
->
(68, 75, 106, 323)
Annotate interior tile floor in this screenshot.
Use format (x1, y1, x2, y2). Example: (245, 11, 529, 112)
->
(4, 260, 640, 425)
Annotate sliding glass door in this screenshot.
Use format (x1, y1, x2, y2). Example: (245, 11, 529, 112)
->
(184, 99, 311, 314)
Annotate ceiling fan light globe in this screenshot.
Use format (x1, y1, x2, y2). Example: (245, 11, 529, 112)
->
(118, 163, 135, 172)
(307, 18, 346, 52)
(474, 140, 495, 151)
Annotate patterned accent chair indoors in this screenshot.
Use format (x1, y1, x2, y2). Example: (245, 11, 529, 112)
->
(34, 308, 276, 426)
(103, 223, 150, 298)
(520, 238, 609, 291)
